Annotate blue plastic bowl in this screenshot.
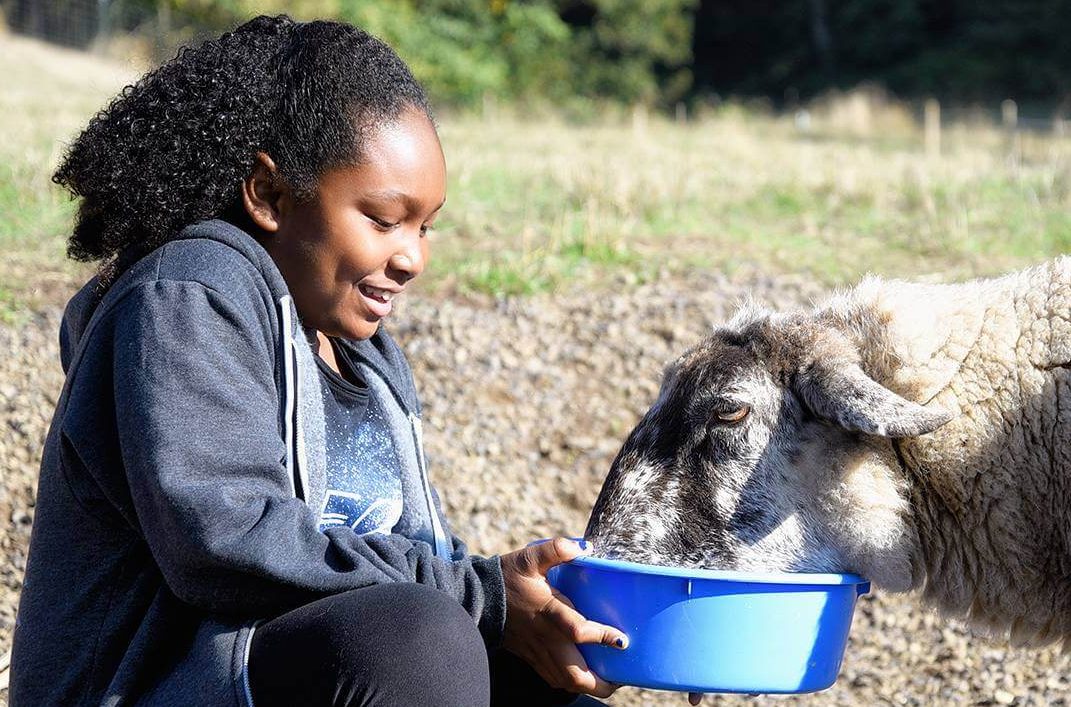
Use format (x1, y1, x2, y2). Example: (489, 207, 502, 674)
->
(546, 551, 870, 694)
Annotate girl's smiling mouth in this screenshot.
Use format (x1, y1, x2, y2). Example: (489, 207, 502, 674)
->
(358, 283, 400, 318)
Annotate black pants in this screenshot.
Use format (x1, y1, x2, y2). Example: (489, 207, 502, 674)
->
(248, 583, 587, 707)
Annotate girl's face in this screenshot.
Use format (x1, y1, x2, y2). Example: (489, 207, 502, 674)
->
(252, 108, 446, 340)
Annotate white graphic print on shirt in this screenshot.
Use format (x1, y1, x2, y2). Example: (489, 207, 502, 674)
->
(318, 383, 404, 534)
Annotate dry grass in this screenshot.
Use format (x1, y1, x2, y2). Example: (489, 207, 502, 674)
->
(433, 100, 1071, 294)
(2, 32, 1070, 315)
(0, 32, 136, 317)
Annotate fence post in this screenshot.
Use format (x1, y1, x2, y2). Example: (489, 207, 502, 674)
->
(1002, 99, 1021, 164)
(676, 102, 687, 124)
(482, 91, 498, 124)
(97, 0, 112, 46)
(153, 0, 172, 60)
(924, 98, 941, 158)
(1001, 99, 1018, 131)
(632, 104, 648, 138)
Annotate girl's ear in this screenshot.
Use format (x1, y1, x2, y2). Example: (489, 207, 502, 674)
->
(241, 152, 289, 234)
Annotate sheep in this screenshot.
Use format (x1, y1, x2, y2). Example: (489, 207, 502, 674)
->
(585, 257, 1071, 647)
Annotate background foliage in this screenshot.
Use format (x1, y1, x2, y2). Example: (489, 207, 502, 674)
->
(693, 0, 1071, 108)
(2, 0, 698, 108)
(5, 0, 1067, 110)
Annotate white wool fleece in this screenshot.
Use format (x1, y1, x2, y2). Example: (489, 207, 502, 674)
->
(820, 257, 1071, 647)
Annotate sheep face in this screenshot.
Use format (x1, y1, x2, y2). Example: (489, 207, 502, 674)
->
(585, 308, 952, 588)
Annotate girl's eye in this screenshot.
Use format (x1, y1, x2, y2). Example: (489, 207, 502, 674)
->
(419, 224, 432, 237)
(712, 405, 750, 424)
(368, 216, 399, 231)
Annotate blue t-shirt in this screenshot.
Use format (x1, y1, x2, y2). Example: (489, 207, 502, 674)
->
(313, 339, 405, 535)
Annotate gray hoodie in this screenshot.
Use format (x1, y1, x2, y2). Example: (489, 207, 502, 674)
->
(10, 219, 506, 706)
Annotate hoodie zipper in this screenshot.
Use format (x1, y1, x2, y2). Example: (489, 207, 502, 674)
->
(278, 295, 306, 501)
(410, 413, 450, 558)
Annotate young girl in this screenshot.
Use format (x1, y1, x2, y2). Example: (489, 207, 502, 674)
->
(9, 15, 629, 707)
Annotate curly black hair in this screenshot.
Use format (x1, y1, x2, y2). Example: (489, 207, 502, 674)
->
(53, 15, 430, 282)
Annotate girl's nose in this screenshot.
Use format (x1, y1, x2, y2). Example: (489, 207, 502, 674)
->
(388, 234, 425, 281)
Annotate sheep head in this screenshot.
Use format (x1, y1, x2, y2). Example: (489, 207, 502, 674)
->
(585, 305, 953, 591)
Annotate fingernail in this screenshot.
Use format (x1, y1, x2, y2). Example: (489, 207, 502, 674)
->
(615, 636, 628, 649)
(577, 540, 589, 551)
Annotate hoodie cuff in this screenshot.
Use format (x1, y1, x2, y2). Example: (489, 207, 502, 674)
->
(471, 554, 507, 648)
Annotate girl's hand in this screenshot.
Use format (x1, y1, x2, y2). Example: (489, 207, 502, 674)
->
(500, 537, 626, 699)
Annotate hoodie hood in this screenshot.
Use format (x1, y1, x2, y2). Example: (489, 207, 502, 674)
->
(61, 220, 289, 372)
(61, 219, 420, 414)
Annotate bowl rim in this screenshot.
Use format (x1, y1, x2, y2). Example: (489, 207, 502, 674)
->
(564, 554, 869, 586)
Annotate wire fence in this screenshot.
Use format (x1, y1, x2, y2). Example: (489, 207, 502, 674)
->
(2, 0, 165, 51)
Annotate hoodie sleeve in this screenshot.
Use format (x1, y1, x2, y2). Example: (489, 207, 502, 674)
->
(110, 279, 506, 645)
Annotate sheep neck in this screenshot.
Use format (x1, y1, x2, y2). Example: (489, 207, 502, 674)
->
(831, 258, 1071, 646)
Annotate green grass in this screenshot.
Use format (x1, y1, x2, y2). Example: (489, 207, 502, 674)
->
(452, 234, 646, 296)
(3, 33, 1071, 313)
(0, 285, 28, 326)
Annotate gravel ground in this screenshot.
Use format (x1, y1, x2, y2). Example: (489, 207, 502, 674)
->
(1, 269, 1068, 705)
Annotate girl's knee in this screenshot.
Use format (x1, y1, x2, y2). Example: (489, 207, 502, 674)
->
(364, 584, 485, 667)
(251, 584, 490, 706)
(337, 584, 488, 691)
(344, 584, 489, 704)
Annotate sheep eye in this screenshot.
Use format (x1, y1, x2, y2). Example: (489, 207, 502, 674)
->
(713, 405, 750, 424)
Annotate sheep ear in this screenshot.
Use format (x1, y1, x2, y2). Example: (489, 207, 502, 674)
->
(795, 363, 954, 438)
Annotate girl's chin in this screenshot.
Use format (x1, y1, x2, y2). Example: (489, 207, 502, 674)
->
(343, 316, 381, 341)
(308, 305, 383, 341)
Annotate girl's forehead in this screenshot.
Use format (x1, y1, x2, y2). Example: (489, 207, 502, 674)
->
(324, 112, 446, 208)
(362, 110, 442, 167)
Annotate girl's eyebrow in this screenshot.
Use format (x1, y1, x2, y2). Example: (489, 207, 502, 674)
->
(364, 189, 446, 214)
(364, 188, 406, 203)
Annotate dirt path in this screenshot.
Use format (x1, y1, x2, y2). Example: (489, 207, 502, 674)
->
(1, 270, 1067, 705)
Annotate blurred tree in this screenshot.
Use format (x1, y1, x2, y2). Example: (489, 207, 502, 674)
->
(691, 0, 1071, 106)
(885, 0, 1071, 103)
(559, 0, 698, 104)
(12, 0, 1066, 109)
(692, 0, 810, 100)
(93, 0, 696, 107)
(340, 0, 573, 107)
(93, 0, 581, 108)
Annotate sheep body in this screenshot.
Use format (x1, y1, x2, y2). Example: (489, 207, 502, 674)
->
(835, 257, 1071, 644)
